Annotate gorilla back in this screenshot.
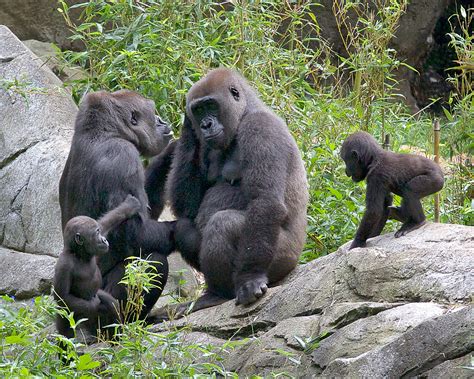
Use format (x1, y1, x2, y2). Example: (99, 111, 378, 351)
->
(165, 68, 309, 310)
(59, 90, 175, 318)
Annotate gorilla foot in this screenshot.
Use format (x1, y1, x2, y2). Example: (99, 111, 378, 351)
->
(235, 274, 268, 306)
(388, 206, 406, 222)
(394, 220, 426, 238)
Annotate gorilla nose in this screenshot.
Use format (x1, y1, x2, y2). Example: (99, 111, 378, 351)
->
(202, 120, 212, 130)
(102, 237, 109, 247)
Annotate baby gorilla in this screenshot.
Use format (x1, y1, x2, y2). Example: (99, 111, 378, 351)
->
(341, 131, 444, 250)
(54, 195, 140, 341)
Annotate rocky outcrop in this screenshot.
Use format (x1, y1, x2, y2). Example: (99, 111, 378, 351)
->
(0, 0, 83, 50)
(153, 223, 474, 377)
(0, 25, 76, 298)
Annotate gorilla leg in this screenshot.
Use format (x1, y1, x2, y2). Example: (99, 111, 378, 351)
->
(200, 209, 246, 298)
(147, 209, 245, 323)
(394, 173, 442, 237)
(267, 228, 299, 283)
(388, 206, 406, 222)
(174, 218, 202, 271)
(394, 194, 425, 238)
(141, 252, 169, 318)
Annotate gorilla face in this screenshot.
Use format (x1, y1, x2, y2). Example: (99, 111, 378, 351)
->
(113, 91, 173, 157)
(65, 216, 110, 256)
(342, 150, 367, 183)
(186, 70, 248, 151)
(189, 97, 226, 149)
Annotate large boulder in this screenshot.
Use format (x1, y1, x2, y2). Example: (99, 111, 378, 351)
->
(0, 25, 76, 298)
(0, 0, 83, 50)
(152, 223, 474, 377)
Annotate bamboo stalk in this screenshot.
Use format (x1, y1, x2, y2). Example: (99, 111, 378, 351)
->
(433, 119, 441, 222)
(382, 134, 390, 150)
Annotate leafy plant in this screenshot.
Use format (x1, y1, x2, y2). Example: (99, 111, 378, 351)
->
(57, 0, 473, 259)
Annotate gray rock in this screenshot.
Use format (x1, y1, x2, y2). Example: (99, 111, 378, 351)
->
(321, 305, 473, 378)
(0, 1, 83, 50)
(422, 354, 474, 379)
(0, 25, 76, 297)
(0, 247, 56, 298)
(22, 39, 86, 82)
(226, 315, 319, 376)
(312, 303, 446, 370)
(345, 222, 474, 303)
(153, 223, 474, 377)
(0, 25, 75, 258)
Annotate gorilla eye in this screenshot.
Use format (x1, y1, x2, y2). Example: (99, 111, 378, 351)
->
(131, 111, 138, 125)
(229, 87, 240, 101)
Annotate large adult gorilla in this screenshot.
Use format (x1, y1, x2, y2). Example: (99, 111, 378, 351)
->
(59, 90, 175, 318)
(147, 68, 308, 316)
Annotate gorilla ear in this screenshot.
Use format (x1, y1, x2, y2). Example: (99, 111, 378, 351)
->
(131, 111, 138, 126)
(75, 233, 84, 246)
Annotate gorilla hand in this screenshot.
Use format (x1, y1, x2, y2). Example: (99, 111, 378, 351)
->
(349, 238, 367, 250)
(235, 273, 268, 306)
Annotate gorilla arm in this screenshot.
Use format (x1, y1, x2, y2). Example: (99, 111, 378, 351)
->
(350, 178, 388, 249)
(166, 116, 205, 269)
(145, 140, 177, 219)
(53, 256, 100, 316)
(167, 116, 207, 220)
(96, 143, 174, 260)
(234, 116, 289, 305)
(98, 195, 141, 236)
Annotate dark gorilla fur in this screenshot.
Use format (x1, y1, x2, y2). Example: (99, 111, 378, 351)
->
(147, 68, 308, 317)
(59, 90, 175, 319)
(54, 195, 140, 341)
(341, 131, 444, 249)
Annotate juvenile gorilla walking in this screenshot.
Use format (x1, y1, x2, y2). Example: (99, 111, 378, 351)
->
(54, 195, 140, 340)
(341, 131, 444, 250)
(147, 68, 308, 316)
(59, 90, 175, 319)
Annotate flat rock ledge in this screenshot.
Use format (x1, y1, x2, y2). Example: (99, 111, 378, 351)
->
(152, 222, 474, 378)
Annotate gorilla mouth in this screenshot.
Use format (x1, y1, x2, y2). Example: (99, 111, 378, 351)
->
(163, 131, 174, 144)
(204, 131, 223, 140)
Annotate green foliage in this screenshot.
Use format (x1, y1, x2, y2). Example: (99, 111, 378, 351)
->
(57, 0, 473, 259)
(333, 0, 410, 131)
(0, 266, 239, 377)
(119, 255, 162, 323)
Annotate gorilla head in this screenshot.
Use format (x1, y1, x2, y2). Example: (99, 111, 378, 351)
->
(77, 90, 173, 157)
(63, 216, 109, 257)
(186, 68, 251, 150)
(340, 131, 382, 182)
